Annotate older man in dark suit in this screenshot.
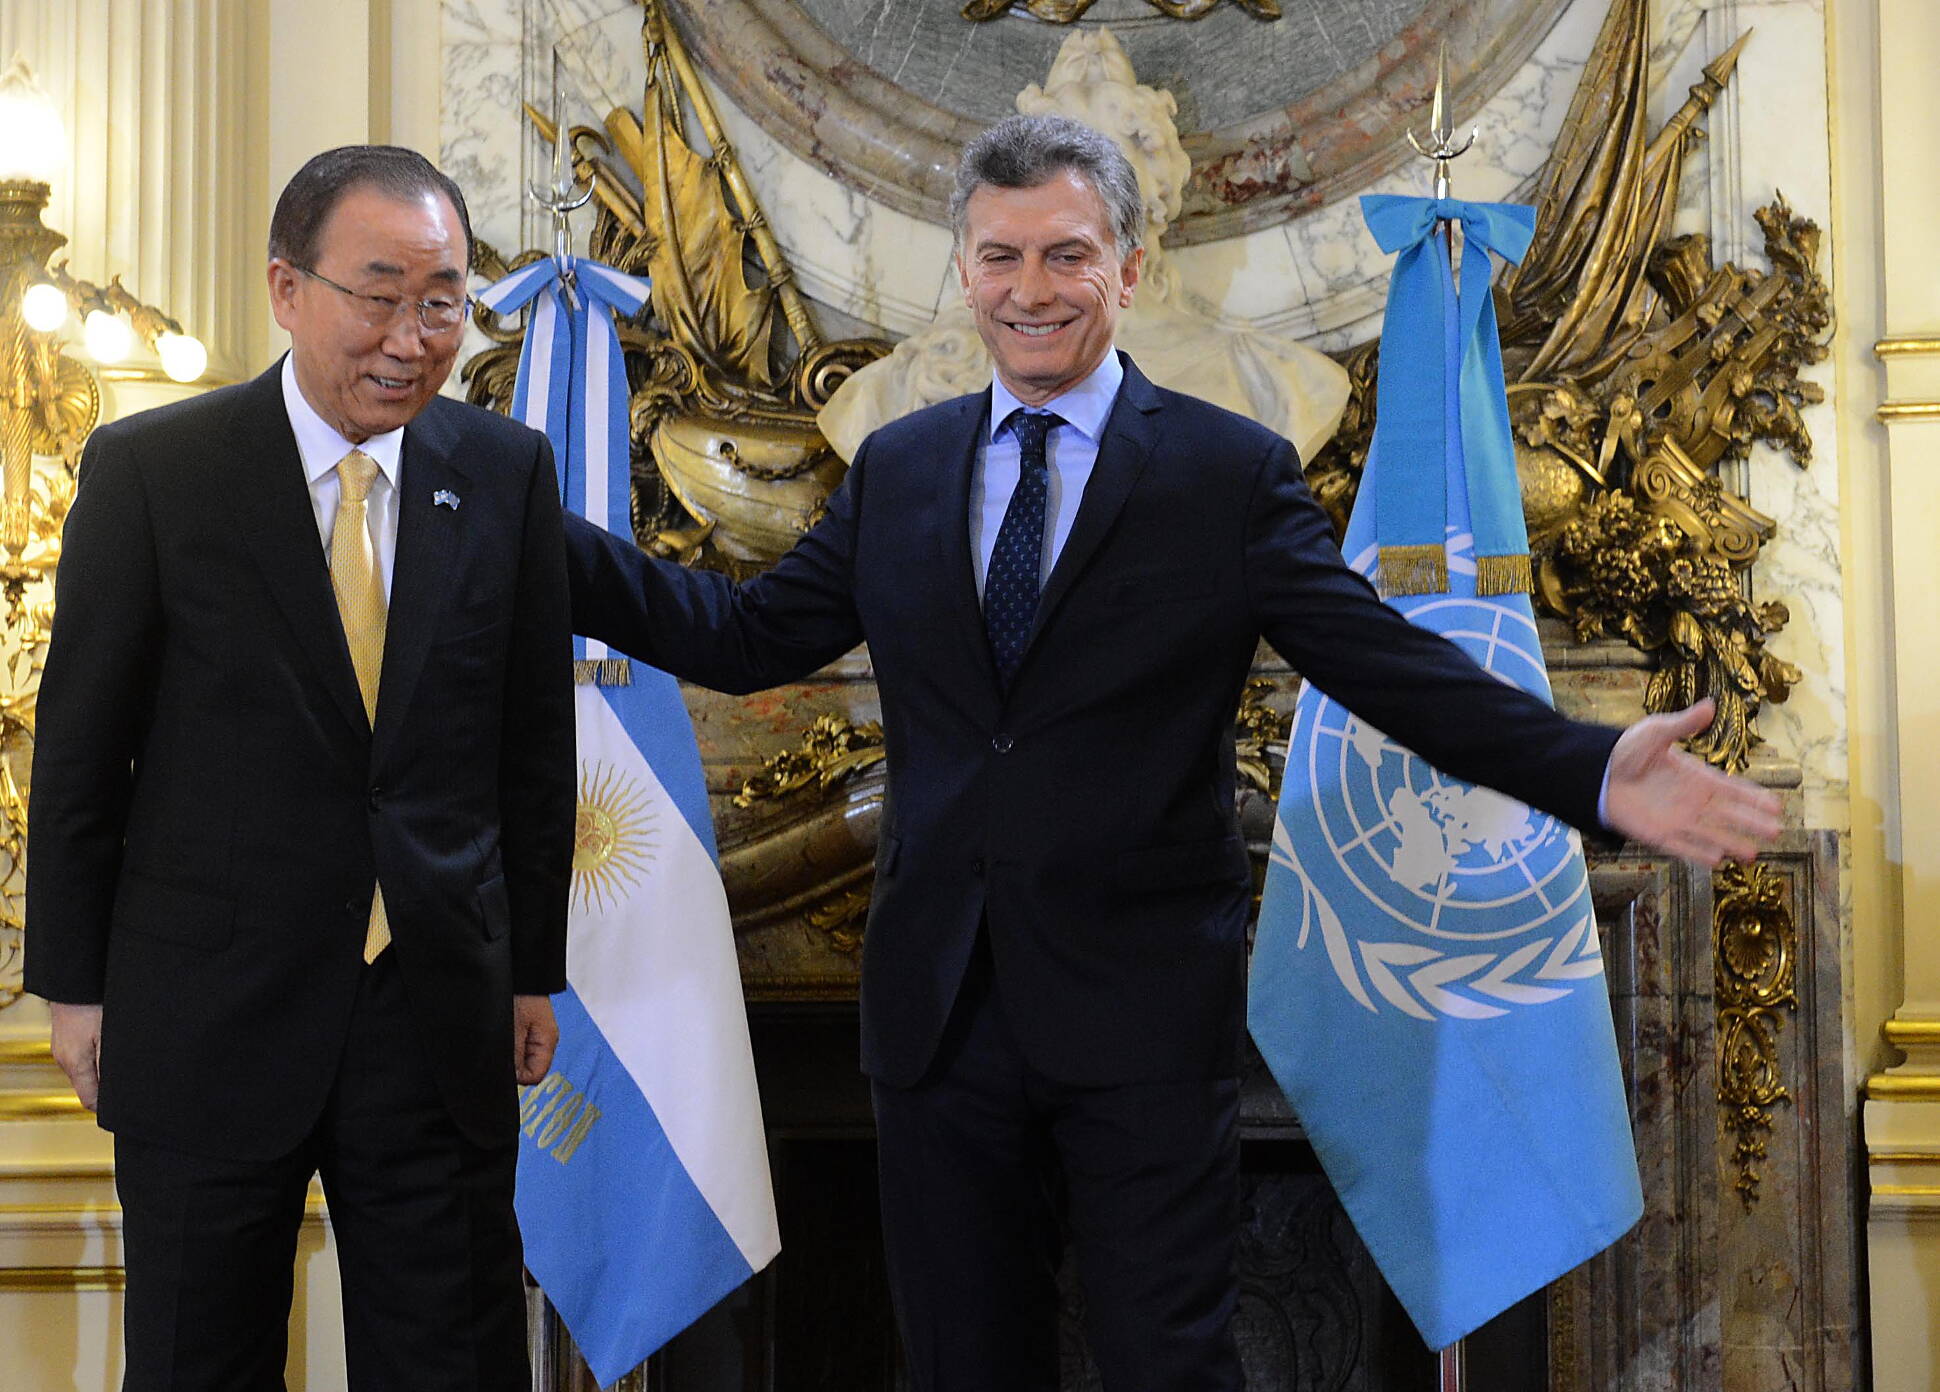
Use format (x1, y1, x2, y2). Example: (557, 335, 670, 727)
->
(563, 114, 1778, 1390)
(27, 146, 574, 1390)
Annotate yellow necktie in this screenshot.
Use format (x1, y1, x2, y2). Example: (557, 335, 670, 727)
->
(331, 449, 390, 963)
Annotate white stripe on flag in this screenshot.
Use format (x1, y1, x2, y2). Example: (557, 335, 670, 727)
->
(579, 297, 612, 667)
(569, 689, 780, 1268)
(525, 293, 557, 438)
(584, 295, 610, 532)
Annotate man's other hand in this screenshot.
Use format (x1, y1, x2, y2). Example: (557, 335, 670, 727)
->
(49, 1002, 104, 1111)
(513, 994, 559, 1085)
(1603, 698, 1784, 865)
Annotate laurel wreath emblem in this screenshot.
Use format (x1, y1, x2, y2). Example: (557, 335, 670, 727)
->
(1271, 817, 1605, 1021)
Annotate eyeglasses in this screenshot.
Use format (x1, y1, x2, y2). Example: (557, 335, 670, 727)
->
(294, 265, 472, 335)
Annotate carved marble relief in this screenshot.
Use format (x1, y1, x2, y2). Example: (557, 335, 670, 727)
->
(664, 0, 1576, 244)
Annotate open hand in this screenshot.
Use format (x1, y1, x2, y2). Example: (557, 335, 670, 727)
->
(1601, 699, 1783, 865)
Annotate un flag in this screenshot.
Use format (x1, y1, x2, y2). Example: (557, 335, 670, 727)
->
(1248, 195, 1642, 1351)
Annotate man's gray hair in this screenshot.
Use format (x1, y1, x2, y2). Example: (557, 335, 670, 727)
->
(949, 114, 1144, 254)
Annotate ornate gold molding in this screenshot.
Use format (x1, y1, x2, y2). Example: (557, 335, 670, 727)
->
(1883, 1018, 1940, 1050)
(1876, 401, 1940, 423)
(0, 1265, 123, 1292)
(1234, 678, 1292, 798)
(0, 1161, 112, 1180)
(0, 1090, 88, 1120)
(733, 715, 886, 808)
(0, 1038, 49, 1062)
(0, 1195, 326, 1222)
(1874, 337, 1940, 358)
(1715, 861, 1797, 1207)
(1866, 1074, 1940, 1101)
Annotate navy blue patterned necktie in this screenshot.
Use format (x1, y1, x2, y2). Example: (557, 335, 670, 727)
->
(985, 408, 1064, 687)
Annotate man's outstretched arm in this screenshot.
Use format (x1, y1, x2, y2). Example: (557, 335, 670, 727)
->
(565, 442, 873, 694)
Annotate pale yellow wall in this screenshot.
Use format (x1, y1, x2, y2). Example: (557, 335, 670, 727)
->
(0, 1, 441, 1387)
(1838, 0, 1940, 1384)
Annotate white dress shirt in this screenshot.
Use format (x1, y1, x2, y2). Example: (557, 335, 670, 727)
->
(971, 351, 1124, 598)
(280, 354, 403, 602)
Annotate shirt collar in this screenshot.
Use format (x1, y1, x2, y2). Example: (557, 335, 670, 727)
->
(986, 350, 1124, 445)
(280, 353, 404, 489)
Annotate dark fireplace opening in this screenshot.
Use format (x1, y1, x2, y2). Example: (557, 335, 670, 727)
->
(636, 1005, 1549, 1391)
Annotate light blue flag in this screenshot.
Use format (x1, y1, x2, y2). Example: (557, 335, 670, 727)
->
(478, 256, 780, 1386)
(1247, 196, 1642, 1351)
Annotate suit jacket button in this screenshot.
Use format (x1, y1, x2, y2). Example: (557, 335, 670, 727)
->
(991, 733, 1014, 754)
(368, 786, 383, 810)
(971, 859, 985, 876)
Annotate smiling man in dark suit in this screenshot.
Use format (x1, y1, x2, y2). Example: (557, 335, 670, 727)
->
(27, 146, 574, 1390)
(562, 114, 1779, 1389)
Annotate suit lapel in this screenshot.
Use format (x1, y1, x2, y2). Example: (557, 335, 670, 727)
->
(1025, 355, 1161, 651)
(219, 366, 370, 745)
(370, 402, 469, 767)
(937, 390, 1001, 697)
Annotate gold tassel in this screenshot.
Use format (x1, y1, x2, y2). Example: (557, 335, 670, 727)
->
(573, 657, 634, 686)
(1475, 554, 1534, 597)
(1379, 545, 1448, 596)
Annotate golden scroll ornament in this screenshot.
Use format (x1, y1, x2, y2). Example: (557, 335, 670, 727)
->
(1304, 5, 1826, 773)
(1714, 860, 1797, 1207)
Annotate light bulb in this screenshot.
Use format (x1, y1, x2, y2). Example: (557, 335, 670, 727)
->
(19, 282, 67, 332)
(0, 58, 64, 185)
(83, 309, 132, 364)
(156, 331, 207, 383)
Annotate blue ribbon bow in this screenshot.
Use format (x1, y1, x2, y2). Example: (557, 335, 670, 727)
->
(475, 256, 652, 534)
(1360, 194, 1536, 595)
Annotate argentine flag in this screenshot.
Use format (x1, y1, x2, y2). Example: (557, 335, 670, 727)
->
(1247, 197, 1641, 1350)
(479, 257, 780, 1385)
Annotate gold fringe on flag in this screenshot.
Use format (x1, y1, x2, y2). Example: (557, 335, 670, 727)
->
(1474, 553, 1534, 597)
(1378, 545, 1449, 596)
(573, 657, 635, 686)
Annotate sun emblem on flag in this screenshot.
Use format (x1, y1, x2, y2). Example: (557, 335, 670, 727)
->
(573, 760, 658, 913)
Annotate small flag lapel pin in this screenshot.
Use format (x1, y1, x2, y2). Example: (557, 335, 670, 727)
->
(433, 489, 461, 510)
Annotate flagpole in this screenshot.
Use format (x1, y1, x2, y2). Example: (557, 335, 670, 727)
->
(526, 50, 594, 310)
(1408, 44, 1478, 1392)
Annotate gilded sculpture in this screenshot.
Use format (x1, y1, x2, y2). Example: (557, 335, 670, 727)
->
(1714, 859, 1798, 1207)
(1308, 5, 1826, 773)
(462, 0, 889, 577)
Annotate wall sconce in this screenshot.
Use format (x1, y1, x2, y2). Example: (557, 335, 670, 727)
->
(0, 54, 208, 1008)
(0, 55, 207, 556)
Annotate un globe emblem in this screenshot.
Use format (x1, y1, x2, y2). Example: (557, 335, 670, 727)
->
(1272, 589, 1607, 1021)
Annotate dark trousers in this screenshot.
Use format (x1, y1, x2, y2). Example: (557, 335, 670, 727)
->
(872, 938, 1244, 1392)
(114, 952, 528, 1392)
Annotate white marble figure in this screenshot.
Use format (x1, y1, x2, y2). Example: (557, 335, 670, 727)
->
(817, 28, 1352, 465)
